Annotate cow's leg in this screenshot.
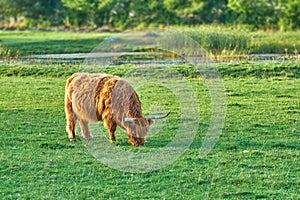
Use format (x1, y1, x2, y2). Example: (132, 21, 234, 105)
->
(104, 119, 117, 142)
(65, 97, 77, 141)
(79, 120, 92, 140)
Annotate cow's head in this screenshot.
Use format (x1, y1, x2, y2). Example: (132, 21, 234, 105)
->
(123, 113, 169, 146)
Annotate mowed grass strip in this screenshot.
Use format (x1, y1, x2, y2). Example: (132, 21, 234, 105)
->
(0, 63, 299, 199)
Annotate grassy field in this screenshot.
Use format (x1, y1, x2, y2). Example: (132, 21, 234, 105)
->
(0, 62, 299, 199)
(0, 31, 108, 56)
(1, 28, 300, 58)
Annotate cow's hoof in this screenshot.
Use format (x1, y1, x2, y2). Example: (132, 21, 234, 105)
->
(69, 138, 76, 142)
(84, 136, 93, 140)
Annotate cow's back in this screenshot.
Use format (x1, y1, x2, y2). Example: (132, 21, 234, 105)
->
(69, 73, 111, 122)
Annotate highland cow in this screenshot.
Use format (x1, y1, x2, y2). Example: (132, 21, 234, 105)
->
(65, 73, 169, 146)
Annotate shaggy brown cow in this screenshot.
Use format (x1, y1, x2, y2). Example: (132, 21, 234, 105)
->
(65, 73, 169, 146)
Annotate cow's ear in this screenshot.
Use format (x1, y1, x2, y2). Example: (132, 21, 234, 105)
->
(148, 119, 154, 125)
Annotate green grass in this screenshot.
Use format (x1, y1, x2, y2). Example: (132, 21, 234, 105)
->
(176, 26, 300, 55)
(176, 26, 250, 56)
(0, 30, 109, 56)
(250, 31, 300, 54)
(0, 43, 20, 59)
(1, 28, 300, 57)
(0, 62, 299, 199)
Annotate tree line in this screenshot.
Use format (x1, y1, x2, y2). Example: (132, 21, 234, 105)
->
(0, 0, 299, 30)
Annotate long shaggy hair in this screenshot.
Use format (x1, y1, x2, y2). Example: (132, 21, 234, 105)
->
(65, 73, 153, 146)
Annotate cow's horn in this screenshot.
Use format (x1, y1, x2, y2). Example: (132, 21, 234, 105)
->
(122, 113, 135, 123)
(146, 112, 170, 120)
(124, 117, 135, 123)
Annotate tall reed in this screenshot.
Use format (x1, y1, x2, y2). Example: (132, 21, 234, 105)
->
(0, 44, 19, 59)
(174, 26, 250, 57)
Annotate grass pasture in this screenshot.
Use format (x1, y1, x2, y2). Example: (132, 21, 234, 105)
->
(0, 62, 299, 199)
(1, 28, 300, 59)
(0, 31, 108, 56)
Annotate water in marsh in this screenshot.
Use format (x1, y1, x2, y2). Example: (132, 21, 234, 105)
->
(17, 52, 299, 65)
